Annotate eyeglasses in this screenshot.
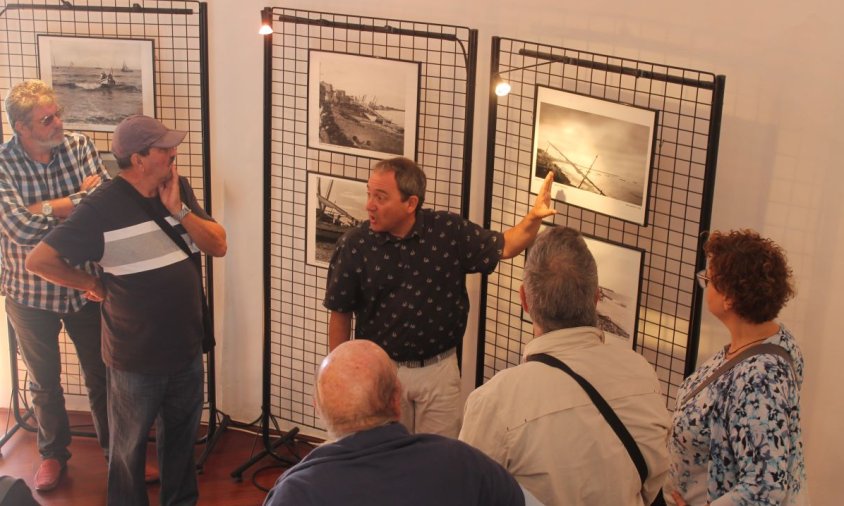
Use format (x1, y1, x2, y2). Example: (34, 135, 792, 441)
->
(37, 107, 64, 127)
(696, 270, 711, 290)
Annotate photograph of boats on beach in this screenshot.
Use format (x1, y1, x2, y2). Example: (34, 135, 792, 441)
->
(307, 173, 368, 268)
(530, 86, 657, 225)
(521, 224, 644, 348)
(38, 36, 154, 132)
(308, 51, 419, 160)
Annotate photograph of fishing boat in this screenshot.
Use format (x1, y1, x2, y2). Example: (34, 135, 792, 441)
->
(308, 51, 419, 160)
(38, 36, 154, 132)
(583, 235, 644, 348)
(530, 86, 657, 225)
(306, 173, 368, 267)
(522, 225, 644, 348)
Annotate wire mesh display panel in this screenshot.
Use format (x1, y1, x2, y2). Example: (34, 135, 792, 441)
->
(264, 7, 477, 431)
(481, 37, 725, 408)
(0, 0, 211, 412)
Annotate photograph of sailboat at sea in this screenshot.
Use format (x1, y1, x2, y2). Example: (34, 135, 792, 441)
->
(530, 86, 657, 225)
(306, 173, 368, 267)
(38, 36, 154, 131)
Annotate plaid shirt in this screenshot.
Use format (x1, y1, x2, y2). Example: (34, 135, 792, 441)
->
(0, 133, 109, 313)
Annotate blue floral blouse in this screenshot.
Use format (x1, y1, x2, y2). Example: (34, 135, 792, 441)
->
(668, 325, 806, 505)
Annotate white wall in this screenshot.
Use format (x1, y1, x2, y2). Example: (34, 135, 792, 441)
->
(2, 0, 841, 502)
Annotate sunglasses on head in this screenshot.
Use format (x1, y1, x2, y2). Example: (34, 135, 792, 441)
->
(36, 107, 64, 127)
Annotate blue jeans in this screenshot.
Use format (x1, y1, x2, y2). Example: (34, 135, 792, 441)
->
(5, 297, 108, 462)
(107, 354, 203, 506)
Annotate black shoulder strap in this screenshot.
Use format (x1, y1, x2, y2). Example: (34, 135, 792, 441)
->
(526, 352, 648, 484)
(680, 343, 795, 406)
(113, 177, 216, 352)
(114, 177, 193, 257)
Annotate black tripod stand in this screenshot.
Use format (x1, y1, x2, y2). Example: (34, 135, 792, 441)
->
(230, 14, 308, 483)
(1, 319, 104, 455)
(227, 333, 305, 481)
(229, 417, 301, 482)
(0, 321, 37, 455)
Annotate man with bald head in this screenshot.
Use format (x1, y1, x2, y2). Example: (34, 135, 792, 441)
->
(263, 340, 528, 506)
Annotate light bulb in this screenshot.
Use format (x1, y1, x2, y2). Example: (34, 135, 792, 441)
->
(494, 81, 512, 97)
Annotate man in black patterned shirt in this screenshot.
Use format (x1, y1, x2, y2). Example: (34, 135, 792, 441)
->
(324, 157, 555, 437)
(0, 80, 109, 491)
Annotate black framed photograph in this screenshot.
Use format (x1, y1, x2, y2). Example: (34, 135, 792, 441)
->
(530, 86, 657, 225)
(306, 173, 368, 268)
(37, 35, 155, 132)
(521, 225, 644, 348)
(308, 50, 420, 160)
(582, 235, 645, 348)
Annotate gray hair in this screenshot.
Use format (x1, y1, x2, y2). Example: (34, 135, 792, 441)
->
(524, 226, 598, 331)
(115, 147, 150, 169)
(373, 157, 426, 208)
(4, 80, 57, 133)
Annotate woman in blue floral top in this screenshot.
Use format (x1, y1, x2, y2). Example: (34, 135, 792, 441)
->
(667, 230, 807, 505)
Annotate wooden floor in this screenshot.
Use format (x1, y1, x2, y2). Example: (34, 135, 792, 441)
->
(0, 409, 315, 506)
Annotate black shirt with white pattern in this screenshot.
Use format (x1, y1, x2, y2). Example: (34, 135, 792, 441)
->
(324, 209, 504, 361)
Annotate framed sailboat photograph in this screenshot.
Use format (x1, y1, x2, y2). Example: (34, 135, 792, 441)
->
(530, 86, 657, 225)
(37, 35, 155, 132)
(306, 173, 368, 268)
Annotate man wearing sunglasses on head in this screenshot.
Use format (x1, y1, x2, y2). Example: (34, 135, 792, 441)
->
(0, 79, 109, 492)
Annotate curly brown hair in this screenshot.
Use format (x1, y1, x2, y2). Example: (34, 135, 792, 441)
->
(704, 229, 795, 323)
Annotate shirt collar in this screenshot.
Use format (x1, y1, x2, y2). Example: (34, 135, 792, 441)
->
(7, 133, 65, 164)
(7, 135, 24, 154)
(523, 326, 605, 360)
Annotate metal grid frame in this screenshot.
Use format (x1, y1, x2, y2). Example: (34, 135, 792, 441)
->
(480, 37, 725, 407)
(263, 7, 478, 431)
(0, 0, 217, 433)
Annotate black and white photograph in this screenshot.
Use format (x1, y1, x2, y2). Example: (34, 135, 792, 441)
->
(530, 86, 657, 225)
(38, 36, 155, 132)
(307, 173, 368, 268)
(583, 235, 644, 348)
(522, 225, 644, 348)
(308, 50, 419, 160)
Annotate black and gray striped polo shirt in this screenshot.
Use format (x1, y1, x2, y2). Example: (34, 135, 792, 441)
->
(43, 177, 209, 374)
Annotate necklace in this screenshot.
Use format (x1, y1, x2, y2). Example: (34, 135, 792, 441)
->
(726, 336, 768, 356)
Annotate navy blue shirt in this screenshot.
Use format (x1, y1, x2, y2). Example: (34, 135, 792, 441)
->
(263, 422, 525, 506)
(323, 209, 503, 361)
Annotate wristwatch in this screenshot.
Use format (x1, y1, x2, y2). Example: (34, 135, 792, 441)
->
(41, 200, 53, 217)
(173, 203, 192, 222)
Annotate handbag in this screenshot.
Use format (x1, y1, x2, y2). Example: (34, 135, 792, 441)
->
(114, 177, 216, 352)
